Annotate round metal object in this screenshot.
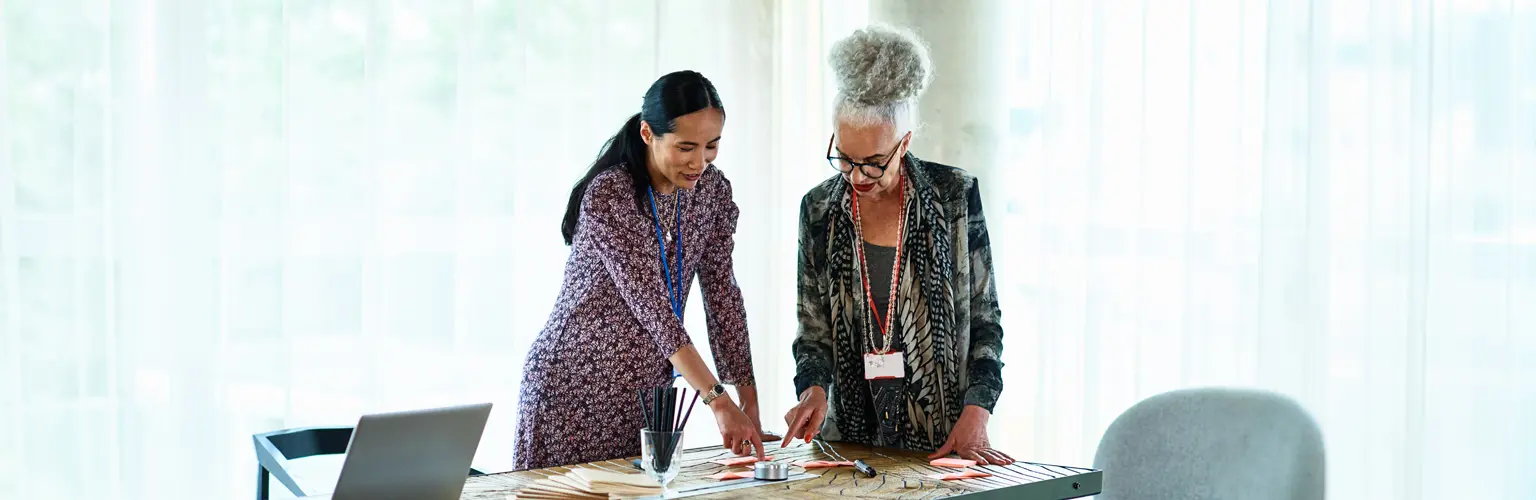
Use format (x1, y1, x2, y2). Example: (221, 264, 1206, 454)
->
(754, 461, 789, 481)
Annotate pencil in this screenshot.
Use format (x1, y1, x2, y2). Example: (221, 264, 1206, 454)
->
(637, 390, 649, 430)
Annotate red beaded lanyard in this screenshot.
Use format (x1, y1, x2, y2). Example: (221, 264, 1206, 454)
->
(849, 173, 906, 355)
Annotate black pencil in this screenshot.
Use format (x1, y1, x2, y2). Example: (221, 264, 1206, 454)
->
(673, 388, 683, 431)
(653, 387, 663, 433)
(664, 387, 675, 434)
(638, 390, 648, 430)
(670, 391, 698, 457)
(658, 386, 673, 470)
(678, 391, 699, 431)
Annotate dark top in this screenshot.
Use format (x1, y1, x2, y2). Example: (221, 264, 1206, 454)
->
(862, 241, 898, 330)
(861, 240, 907, 447)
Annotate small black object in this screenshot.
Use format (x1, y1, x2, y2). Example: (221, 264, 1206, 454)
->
(853, 459, 877, 478)
(814, 437, 876, 478)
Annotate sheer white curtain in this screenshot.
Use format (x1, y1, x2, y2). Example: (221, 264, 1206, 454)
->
(0, 1, 862, 498)
(987, 0, 1535, 498)
(7, 0, 1535, 499)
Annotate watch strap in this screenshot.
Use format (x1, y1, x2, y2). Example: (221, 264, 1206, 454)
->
(701, 383, 727, 405)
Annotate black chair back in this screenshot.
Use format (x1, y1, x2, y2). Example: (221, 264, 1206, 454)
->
(254, 426, 353, 500)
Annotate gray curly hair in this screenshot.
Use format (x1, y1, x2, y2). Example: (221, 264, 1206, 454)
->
(828, 23, 933, 135)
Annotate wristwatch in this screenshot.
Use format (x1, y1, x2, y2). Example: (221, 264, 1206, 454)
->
(701, 383, 728, 405)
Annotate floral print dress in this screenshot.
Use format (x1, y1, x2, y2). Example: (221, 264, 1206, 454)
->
(513, 165, 755, 471)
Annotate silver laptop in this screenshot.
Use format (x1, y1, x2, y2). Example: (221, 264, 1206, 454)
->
(316, 402, 493, 500)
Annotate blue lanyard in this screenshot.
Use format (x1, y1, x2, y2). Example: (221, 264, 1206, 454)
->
(648, 187, 686, 381)
(647, 187, 685, 319)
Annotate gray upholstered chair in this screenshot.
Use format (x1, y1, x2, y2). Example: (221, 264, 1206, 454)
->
(1093, 387, 1326, 500)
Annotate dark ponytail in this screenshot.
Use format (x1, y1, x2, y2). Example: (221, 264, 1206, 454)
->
(560, 113, 648, 245)
(560, 70, 725, 245)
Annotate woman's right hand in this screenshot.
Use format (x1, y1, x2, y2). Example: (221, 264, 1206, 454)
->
(782, 386, 828, 447)
(713, 396, 765, 459)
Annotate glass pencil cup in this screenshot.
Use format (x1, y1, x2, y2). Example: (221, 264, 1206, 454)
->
(641, 429, 684, 495)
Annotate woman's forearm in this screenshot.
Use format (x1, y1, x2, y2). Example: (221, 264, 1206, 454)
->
(736, 385, 758, 407)
(670, 344, 745, 410)
(670, 344, 761, 410)
(669, 344, 721, 394)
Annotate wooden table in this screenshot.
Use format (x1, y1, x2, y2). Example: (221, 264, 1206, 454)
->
(462, 442, 1101, 499)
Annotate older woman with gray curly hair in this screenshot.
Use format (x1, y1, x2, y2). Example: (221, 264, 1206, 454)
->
(782, 24, 1012, 466)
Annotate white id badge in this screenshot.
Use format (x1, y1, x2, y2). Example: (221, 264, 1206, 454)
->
(863, 351, 906, 380)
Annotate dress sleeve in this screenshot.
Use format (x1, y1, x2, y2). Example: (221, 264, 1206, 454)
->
(697, 172, 755, 385)
(580, 175, 693, 359)
(792, 194, 836, 397)
(961, 178, 1005, 412)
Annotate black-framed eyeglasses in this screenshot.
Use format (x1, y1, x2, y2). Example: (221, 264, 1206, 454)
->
(826, 132, 908, 179)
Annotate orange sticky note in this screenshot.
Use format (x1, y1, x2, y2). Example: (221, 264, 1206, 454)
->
(712, 455, 773, 467)
(708, 471, 755, 481)
(794, 460, 856, 469)
(930, 469, 993, 481)
(929, 458, 978, 468)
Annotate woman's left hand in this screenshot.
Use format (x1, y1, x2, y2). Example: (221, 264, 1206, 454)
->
(928, 405, 1014, 466)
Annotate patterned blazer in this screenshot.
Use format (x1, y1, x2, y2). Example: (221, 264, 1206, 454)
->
(793, 153, 1006, 450)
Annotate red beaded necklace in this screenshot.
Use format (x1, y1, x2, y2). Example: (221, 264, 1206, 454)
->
(849, 172, 906, 355)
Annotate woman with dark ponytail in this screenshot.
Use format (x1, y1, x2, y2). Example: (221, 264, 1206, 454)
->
(514, 71, 769, 470)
